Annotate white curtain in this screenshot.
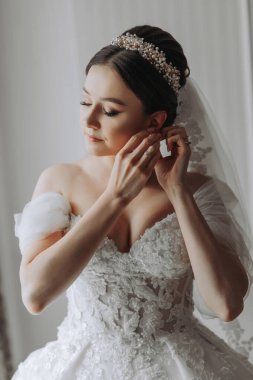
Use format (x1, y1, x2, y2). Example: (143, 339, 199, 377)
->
(1, 0, 252, 376)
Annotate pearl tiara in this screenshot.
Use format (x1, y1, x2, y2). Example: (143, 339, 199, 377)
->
(111, 32, 181, 96)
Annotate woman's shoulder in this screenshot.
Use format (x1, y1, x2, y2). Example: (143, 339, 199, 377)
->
(32, 161, 90, 201)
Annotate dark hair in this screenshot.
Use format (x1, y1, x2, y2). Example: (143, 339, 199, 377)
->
(85, 25, 190, 128)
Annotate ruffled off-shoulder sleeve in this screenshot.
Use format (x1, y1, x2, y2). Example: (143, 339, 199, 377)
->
(192, 177, 253, 318)
(14, 192, 72, 255)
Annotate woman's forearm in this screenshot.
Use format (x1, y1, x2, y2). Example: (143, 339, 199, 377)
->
(23, 190, 125, 313)
(168, 185, 249, 321)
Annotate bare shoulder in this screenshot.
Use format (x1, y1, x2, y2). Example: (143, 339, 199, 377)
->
(31, 162, 87, 200)
(186, 172, 212, 194)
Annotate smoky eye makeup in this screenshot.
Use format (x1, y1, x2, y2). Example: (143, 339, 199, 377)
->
(80, 100, 91, 106)
(80, 99, 121, 117)
(103, 109, 120, 117)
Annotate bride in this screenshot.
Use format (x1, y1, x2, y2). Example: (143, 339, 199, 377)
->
(12, 25, 253, 379)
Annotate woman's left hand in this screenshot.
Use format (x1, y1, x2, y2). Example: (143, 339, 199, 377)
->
(154, 125, 191, 199)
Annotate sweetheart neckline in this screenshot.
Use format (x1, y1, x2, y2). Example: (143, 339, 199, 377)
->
(72, 210, 178, 255)
(104, 211, 178, 255)
(31, 177, 213, 255)
(71, 178, 214, 255)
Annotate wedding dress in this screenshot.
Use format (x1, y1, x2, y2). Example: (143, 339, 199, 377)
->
(12, 177, 253, 380)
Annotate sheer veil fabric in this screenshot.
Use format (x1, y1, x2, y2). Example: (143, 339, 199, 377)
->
(176, 78, 253, 358)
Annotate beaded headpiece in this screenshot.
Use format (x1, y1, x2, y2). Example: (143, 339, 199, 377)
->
(111, 32, 181, 96)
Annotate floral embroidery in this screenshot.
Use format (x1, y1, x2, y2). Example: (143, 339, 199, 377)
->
(12, 190, 253, 379)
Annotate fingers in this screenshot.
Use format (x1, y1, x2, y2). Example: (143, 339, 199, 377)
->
(145, 146, 161, 172)
(161, 125, 187, 139)
(117, 128, 162, 174)
(168, 138, 190, 154)
(167, 128, 188, 140)
(131, 133, 161, 162)
(120, 129, 155, 154)
(161, 125, 190, 152)
(139, 140, 161, 169)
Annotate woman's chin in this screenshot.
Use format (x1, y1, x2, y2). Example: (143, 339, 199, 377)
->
(86, 149, 116, 157)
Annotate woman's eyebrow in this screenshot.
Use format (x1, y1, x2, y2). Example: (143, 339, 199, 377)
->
(82, 87, 127, 106)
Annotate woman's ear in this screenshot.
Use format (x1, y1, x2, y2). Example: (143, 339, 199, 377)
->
(148, 110, 167, 130)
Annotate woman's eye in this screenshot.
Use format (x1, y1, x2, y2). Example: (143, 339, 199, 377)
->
(80, 100, 91, 106)
(103, 109, 119, 117)
(80, 101, 119, 117)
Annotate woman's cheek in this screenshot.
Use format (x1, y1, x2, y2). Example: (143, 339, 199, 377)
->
(106, 133, 130, 153)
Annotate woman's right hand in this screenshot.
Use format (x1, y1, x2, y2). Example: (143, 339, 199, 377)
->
(105, 129, 162, 205)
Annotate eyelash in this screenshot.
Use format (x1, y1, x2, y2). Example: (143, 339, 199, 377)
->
(80, 101, 119, 117)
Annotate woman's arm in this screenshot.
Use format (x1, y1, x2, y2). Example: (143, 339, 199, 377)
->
(20, 188, 125, 315)
(168, 182, 249, 322)
(20, 129, 161, 315)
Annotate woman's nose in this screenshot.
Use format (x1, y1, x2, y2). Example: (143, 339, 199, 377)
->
(80, 105, 99, 128)
(82, 105, 100, 128)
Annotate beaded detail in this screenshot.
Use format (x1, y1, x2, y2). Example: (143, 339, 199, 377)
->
(111, 32, 181, 96)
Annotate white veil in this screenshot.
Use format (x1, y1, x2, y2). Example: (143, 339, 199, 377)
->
(175, 77, 253, 358)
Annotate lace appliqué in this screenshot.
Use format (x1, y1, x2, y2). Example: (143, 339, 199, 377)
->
(219, 319, 253, 358)
(175, 89, 213, 175)
(13, 211, 253, 379)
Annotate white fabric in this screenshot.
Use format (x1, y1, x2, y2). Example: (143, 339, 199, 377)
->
(1, 0, 252, 371)
(176, 78, 253, 259)
(12, 181, 253, 379)
(14, 192, 72, 255)
(174, 78, 253, 317)
(191, 178, 253, 318)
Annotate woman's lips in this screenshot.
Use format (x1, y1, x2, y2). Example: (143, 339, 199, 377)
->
(86, 134, 103, 142)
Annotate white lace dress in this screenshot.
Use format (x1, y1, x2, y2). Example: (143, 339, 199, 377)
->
(12, 178, 253, 379)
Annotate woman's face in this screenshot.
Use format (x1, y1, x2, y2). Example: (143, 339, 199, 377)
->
(80, 64, 151, 156)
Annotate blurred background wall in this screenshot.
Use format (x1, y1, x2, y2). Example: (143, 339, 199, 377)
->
(0, 0, 252, 378)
